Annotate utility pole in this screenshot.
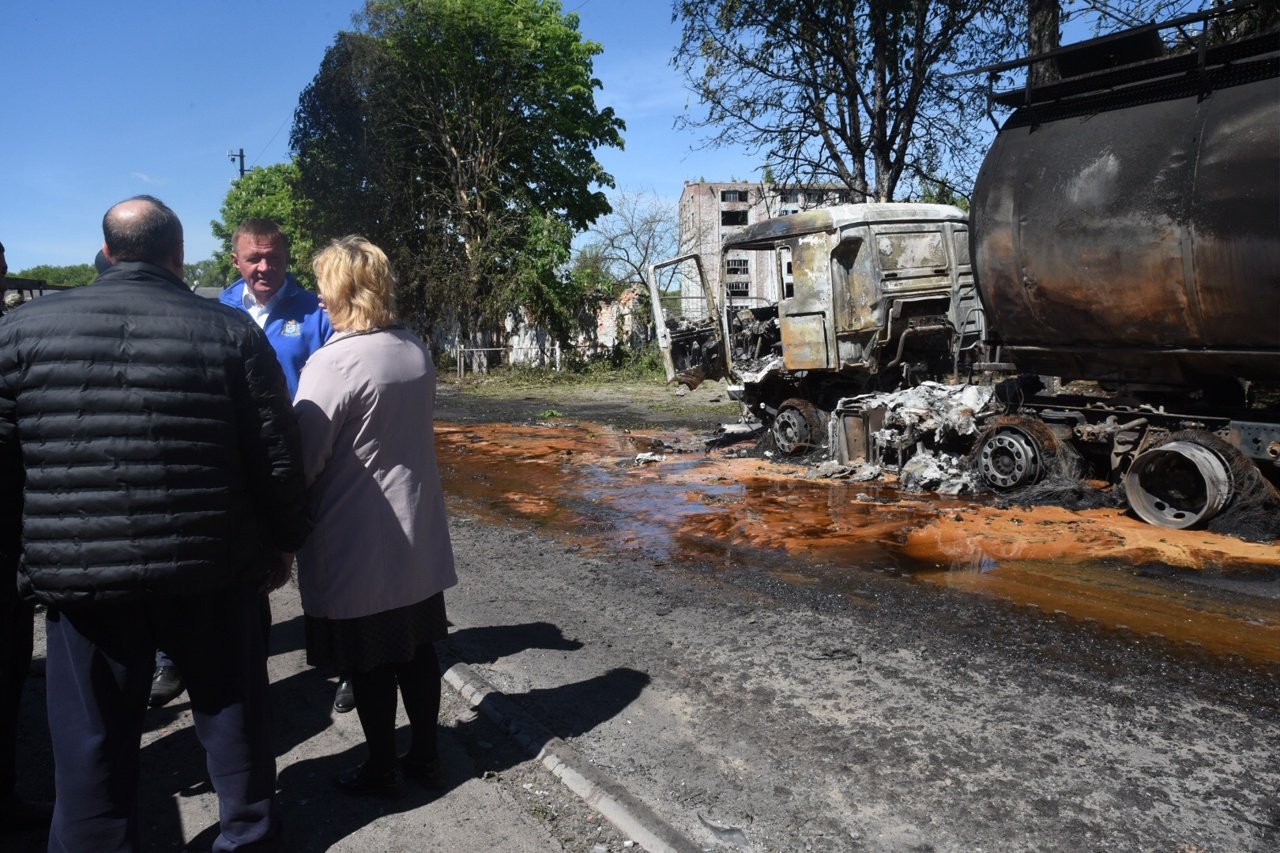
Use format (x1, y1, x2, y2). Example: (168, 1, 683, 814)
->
(227, 148, 248, 178)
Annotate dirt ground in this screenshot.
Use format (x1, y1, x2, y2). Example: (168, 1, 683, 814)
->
(9, 375, 1280, 852)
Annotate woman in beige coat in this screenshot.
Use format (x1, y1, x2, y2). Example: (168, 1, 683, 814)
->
(294, 236, 457, 794)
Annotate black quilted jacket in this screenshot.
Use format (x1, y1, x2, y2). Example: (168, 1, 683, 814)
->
(0, 262, 310, 607)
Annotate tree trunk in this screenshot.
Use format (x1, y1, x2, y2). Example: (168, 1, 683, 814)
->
(1028, 0, 1061, 87)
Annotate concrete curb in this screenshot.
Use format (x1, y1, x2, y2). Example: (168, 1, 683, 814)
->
(439, 647, 702, 853)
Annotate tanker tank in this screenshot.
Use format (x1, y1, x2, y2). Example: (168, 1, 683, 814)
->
(969, 27, 1280, 392)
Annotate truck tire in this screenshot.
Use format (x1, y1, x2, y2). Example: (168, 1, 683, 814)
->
(975, 424, 1045, 490)
(972, 416, 1078, 492)
(771, 399, 826, 456)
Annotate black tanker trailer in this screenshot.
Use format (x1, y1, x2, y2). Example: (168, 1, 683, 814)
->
(966, 9, 1279, 529)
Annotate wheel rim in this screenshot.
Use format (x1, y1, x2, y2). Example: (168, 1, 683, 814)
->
(772, 407, 814, 455)
(977, 428, 1042, 490)
(1123, 440, 1232, 529)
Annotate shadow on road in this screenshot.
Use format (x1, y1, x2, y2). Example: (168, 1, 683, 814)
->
(447, 620, 584, 664)
(443, 620, 651, 747)
(9, 614, 646, 852)
(502, 667, 651, 742)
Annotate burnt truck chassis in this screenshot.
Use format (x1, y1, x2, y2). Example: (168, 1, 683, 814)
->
(650, 259, 1280, 533)
(654, 274, 1280, 531)
(645, 245, 1280, 527)
(833, 382, 1280, 531)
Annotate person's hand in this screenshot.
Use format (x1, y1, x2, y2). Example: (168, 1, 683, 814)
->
(261, 551, 294, 593)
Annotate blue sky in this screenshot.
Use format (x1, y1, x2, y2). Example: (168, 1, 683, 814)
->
(1, 0, 760, 273)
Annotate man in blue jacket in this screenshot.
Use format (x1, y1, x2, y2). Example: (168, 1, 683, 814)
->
(149, 220, 334, 710)
(220, 219, 332, 397)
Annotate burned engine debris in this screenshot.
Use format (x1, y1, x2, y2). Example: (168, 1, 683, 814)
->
(825, 382, 996, 495)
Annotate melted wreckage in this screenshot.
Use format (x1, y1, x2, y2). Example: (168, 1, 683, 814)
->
(644, 8, 1280, 535)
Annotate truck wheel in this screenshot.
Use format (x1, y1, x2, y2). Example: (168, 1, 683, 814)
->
(976, 425, 1044, 490)
(1122, 431, 1234, 529)
(771, 399, 825, 456)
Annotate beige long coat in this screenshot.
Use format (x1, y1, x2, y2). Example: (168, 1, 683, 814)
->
(293, 327, 456, 620)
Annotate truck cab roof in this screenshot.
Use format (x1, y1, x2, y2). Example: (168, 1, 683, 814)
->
(723, 203, 968, 252)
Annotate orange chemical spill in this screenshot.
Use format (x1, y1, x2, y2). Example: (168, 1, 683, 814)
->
(436, 421, 1280, 665)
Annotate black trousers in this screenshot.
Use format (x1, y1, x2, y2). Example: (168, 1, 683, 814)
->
(154, 596, 272, 677)
(0, 590, 33, 800)
(44, 585, 279, 853)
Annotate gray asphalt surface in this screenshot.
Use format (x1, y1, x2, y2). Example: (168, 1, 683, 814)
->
(9, 381, 1279, 852)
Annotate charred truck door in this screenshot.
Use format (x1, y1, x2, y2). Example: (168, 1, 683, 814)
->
(779, 230, 838, 371)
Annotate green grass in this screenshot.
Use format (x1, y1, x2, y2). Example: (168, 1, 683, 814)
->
(448, 364, 668, 395)
(444, 344, 668, 391)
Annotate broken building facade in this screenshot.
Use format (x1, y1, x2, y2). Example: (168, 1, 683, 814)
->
(676, 181, 852, 320)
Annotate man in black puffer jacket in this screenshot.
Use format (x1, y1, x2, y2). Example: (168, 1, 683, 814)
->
(0, 196, 309, 852)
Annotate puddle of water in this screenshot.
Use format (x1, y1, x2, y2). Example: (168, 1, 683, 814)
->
(436, 420, 1280, 665)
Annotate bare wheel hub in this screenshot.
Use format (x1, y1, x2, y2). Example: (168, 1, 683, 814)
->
(771, 399, 824, 456)
(1122, 439, 1233, 529)
(978, 428, 1042, 490)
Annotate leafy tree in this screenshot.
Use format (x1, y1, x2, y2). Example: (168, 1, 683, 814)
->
(15, 264, 96, 286)
(209, 161, 317, 288)
(289, 33, 386, 245)
(673, 0, 1023, 203)
(183, 258, 223, 290)
(291, 0, 625, 347)
(508, 210, 612, 345)
(920, 182, 970, 212)
(568, 243, 617, 297)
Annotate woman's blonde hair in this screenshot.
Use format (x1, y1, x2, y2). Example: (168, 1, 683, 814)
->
(311, 235, 397, 331)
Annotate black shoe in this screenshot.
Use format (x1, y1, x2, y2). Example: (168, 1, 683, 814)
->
(333, 679, 356, 713)
(0, 793, 54, 832)
(399, 754, 446, 789)
(334, 763, 400, 796)
(149, 665, 185, 708)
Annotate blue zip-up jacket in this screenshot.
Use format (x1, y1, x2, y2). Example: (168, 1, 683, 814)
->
(220, 273, 332, 397)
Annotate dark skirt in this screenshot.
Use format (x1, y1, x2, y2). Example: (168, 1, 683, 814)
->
(305, 592, 448, 673)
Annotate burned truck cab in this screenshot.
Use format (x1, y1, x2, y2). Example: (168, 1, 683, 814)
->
(721, 204, 984, 450)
